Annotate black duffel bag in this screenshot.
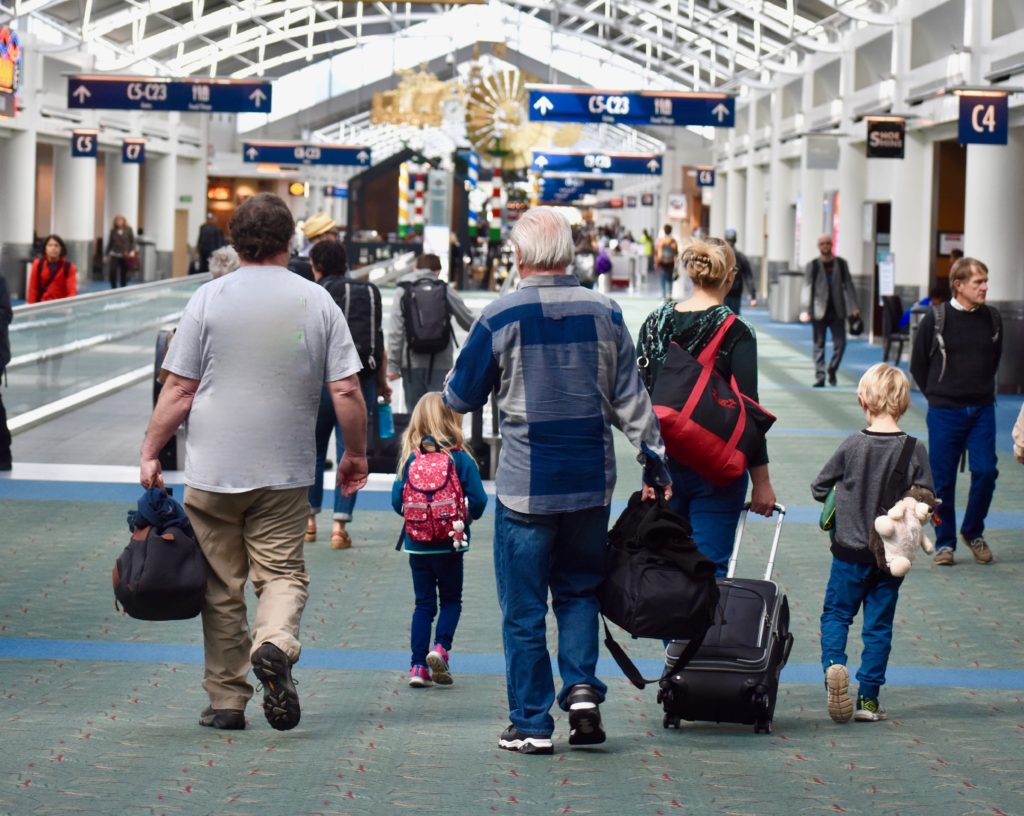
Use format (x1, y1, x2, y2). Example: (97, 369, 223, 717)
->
(112, 488, 208, 621)
(599, 491, 720, 687)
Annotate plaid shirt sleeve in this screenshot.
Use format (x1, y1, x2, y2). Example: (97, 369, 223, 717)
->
(443, 316, 499, 414)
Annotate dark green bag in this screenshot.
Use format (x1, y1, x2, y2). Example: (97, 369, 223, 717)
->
(819, 486, 837, 540)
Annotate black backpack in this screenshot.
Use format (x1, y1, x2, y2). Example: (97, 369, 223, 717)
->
(113, 524, 208, 621)
(399, 278, 452, 355)
(322, 276, 384, 377)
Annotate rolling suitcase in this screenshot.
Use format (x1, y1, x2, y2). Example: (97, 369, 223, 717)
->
(658, 503, 793, 734)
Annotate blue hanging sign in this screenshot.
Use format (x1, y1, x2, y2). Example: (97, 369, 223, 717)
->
(243, 141, 372, 167)
(71, 129, 98, 158)
(324, 185, 349, 199)
(528, 86, 734, 128)
(122, 139, 145, 164)
(532, 151, 663, 175)
(67, 75, 272, 113)
(957, 94, 1008, 145)
(695, 167, 716, 187)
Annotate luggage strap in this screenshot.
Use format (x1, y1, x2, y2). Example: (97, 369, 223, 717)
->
(602, 616, 708, 690)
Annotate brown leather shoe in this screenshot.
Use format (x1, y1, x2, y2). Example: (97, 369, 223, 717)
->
(331, 527, 352, 550)
(965, 536, 993, 564)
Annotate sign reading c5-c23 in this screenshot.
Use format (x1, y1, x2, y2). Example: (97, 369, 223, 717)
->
(958, 94, 1008, 145)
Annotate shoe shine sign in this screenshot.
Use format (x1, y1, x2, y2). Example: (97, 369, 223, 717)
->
(866, 117, 905, 159)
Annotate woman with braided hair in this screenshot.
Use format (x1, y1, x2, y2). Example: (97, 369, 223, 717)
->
(636, 237, 776, 574)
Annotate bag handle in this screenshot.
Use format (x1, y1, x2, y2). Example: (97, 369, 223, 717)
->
(695, 313, 736, 367)
(602, 616, 708, 690)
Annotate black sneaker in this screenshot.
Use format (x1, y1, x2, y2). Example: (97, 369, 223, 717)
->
(251, 642, 301, 731)
(498, 724, 553, 755)
(199, 706, 246, 730)
(567, 684, 606, 746)
(828, 371, 837, 386)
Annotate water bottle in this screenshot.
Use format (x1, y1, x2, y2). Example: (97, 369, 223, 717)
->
(378, 397, 394, 439)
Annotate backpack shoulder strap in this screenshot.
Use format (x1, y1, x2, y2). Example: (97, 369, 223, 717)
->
(881, 436, 916, 513)
(987, 304, 1001, 342)
(930, 303, 948, 382)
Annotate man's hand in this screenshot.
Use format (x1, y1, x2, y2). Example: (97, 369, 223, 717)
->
(140, 457, 164, 489)
(749, 297, 758, 307)
(386, 372, 401, 382)
(377, 381, 393, 403)
(851, 308, 861, 318)
(338, 451, 368, 496)
(799, 311, 811, 323)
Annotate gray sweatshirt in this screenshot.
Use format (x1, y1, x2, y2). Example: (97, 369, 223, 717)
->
(386, 270, 476, 375)
(811, 430, 933, 563)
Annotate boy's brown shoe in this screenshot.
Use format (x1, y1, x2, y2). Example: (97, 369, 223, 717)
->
(825, 664, 853, 723)
(964, 536, 993, 564)
(933, 547, 954, 566)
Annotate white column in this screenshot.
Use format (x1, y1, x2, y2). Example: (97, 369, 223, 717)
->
(104, 157, 141, 233)
(709, 171, 727, 238)
(797, 161, 825, 269)
(889, 131, 933, 292)
(767, 154, 793, 268)
(963, 127, 1024, 301)
(744, 163, 766, 258)
(53, 144, 97, 275)
(143, 151, 177, 253)
(725, 165, 745, 238)
(0, 129, 36, 246)
(837, 137, 866, 282)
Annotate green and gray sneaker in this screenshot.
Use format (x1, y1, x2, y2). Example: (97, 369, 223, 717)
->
(854, 696, 887, 722)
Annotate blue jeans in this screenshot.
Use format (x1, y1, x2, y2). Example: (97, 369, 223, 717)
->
(659, 264, 674, 298)
(667, 459, 748, 577)
(309, 378, 377, 519)
(820, 558, 903, 700)
(409, 552, 464, 667)
(493, 500, 610, 737)
(926, 404, 998, 550)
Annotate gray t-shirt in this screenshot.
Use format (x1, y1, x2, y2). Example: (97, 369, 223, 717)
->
(162, 265, 362, 492)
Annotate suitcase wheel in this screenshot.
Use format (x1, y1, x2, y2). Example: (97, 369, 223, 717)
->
(663, 713, 681, 729)
(754, 718, 772, 735)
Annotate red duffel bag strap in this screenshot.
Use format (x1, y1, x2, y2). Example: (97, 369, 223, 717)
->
(678, 313, 737, 422)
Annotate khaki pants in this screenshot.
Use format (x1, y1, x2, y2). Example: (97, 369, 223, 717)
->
(184, 485, 310, 710)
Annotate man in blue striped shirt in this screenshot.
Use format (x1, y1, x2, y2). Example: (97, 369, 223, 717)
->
(444, 207, 671, 755)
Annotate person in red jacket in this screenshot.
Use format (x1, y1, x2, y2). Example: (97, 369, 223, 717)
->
(28, 235, 77, 303)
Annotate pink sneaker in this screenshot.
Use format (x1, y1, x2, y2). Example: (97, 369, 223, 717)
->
(426, 644, 453, 685)
(408, 665, 433, 688)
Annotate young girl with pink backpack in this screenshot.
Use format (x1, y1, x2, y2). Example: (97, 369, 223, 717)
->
(392, 392, 488, 687)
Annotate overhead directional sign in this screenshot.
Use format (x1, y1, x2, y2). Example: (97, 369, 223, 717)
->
(242, 141, 372, 167)
(324, 185, 349, 199)
(539, 177, 615, 202)
(533, 150, 663, 176)
(67, 75, 272, 113)
(528, 86, 734, 128)
(695, 167, 716, 187)
(71, 129, 97, 158)
(122, 139, 145, 164)
(957, 93, 1008, 145)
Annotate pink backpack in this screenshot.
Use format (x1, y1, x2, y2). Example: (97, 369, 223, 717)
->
(401, 450, 467, 543)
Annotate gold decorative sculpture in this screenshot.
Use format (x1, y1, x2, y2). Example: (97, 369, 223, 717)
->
(371, 67, 449, 128)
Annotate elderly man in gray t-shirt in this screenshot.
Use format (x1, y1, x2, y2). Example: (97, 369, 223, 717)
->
(140, 193, 368, 733)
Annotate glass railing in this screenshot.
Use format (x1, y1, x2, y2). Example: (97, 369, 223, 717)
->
(6, 276, 209, 419)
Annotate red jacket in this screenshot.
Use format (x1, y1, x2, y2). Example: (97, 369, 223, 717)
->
(28, 257, 78, 304)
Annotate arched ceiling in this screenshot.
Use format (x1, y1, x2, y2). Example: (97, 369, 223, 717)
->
(4, 1, 894, 92)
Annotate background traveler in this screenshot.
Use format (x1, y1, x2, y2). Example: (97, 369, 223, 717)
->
(723, 228, 757, 314)
(799, 234, 860, 387)
(910, 256, 1002, 566)
(289, 211, 337, 281)
(138, 193, 369, 733)
(654, 224, 678, 300)
(207, 245, 240, 279)
(387, 253, 474, 410)
(443, 206, 671, 756)
(194, 214, 226, 274)
(28, 235, 77, 303)
(637, 237, 776, 574)
(0, 274, 11, 470)
(105, 214, 137, 289)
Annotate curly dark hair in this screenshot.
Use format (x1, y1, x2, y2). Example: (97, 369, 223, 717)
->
(310, 240, 348, 278)
(229, 193, 295, 263)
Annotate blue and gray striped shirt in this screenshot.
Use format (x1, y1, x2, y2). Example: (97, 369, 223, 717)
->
(443, 274, 666, 515)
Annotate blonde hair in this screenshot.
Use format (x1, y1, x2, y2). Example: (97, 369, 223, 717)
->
(858, 363, 910, 421)
(681, 239, 730, 289)
(950, 256, 987, 288)
(397, 392, 474, 472)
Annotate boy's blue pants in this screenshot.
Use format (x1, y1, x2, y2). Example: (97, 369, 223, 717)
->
(820, 557, 903, 701)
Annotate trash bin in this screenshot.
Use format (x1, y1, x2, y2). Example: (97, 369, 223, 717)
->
(995, 301, 1024, 394)
(138, 237, 159, 282)
(773, 271, 804, 323)
(768, 282, 780, 321)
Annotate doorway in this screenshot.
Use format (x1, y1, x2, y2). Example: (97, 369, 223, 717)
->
(173, 210, 189, 278)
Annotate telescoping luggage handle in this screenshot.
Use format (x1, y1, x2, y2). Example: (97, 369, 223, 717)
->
(727, 502, 786, 581)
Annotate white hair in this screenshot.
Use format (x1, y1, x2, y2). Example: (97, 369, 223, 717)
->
(209, 245, 240, 279)
(510, 207, 575, 271)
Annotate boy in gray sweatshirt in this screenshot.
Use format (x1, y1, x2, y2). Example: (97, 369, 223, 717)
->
(811, 364, 933, 723)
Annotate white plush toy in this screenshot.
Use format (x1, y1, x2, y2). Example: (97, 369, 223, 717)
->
(448, 520, 467, 551)
(873, 496, 934, 577)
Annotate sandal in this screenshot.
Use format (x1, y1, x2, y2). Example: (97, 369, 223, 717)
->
(304, 515, 317, 542)
(331, 527, 352, 550)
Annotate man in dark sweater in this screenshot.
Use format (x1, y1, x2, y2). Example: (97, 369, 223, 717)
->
(910, 257, 1002, 566)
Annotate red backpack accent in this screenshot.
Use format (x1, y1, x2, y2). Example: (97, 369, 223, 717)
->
(651, 315, 776, 487)
(401, 451, 467, 544)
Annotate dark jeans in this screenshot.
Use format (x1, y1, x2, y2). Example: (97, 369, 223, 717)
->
(820, 558, 903, 700)
(0, 388, 11, 468)
(926, 404, 998, 550)
(667, 459, 749, 576)
(658, 264, 674, 298)
(812, 309, 847, 382)
(108, 255, 129, 288)
(308, 378, 377, 519)
(409, 552, 464, 667)
(493, 500, 610, 737)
